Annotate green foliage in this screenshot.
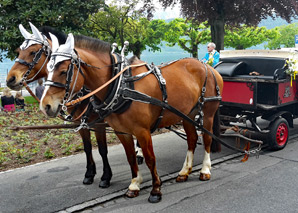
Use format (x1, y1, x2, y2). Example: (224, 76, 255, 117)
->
(44, 148, 55, 159)
(0, 104, 82, 169)
(164, 18, 210, 58)
(86, 0, 166, 58)
(11, 130, 30, 145)
(266, 23, 298, 49)
(224, 25, 279, 49)
(151, 0, 298, 50)
(0, 0, 104, 61)
(0, 146, 10, 165)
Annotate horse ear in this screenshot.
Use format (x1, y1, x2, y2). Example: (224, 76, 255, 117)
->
(19, 24, 32, 39)
(29, 22, 44, 41)
(64, 33, 75, 53)
(49, 33, 59, 53)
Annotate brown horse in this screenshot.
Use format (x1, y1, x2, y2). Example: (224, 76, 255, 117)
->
(40, 33, 223, 203)
(6, 23, 112, 188)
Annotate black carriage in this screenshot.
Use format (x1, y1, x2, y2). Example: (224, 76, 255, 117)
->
(216, 49, 298, 150)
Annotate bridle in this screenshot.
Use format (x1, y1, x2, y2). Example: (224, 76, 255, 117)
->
(45, 50, 86, 112)
(16, 37, 51, 84)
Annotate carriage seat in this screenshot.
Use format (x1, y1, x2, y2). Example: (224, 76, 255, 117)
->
(214, 61, 247, 77)
(215, 57, 287, 80)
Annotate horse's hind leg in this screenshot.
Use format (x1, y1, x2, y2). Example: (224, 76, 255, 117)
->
(176, 111, 198, 182)
(94, 126, 112, 188)
(200, 102, 219, 181)
(79, 129, 96, 185)
(135, 140, 144, 165)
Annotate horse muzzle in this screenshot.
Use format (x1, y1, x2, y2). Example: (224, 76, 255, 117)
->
(6, 76, 23, 91)
(42, 103, 61, 118)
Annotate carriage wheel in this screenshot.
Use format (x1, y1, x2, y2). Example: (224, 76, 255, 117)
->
(268, 118, 289, 150)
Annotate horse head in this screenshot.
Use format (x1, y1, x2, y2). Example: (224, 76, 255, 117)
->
(40, 33, 85, 117)
(6, 22, 51, 90)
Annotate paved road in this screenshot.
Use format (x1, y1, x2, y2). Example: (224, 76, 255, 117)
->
(1, 125, 297, 213)
(77, 135, 298, 213)
(0, 131, 241, 213)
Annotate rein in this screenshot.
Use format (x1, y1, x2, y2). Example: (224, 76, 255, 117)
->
(23, 82, 40, 103)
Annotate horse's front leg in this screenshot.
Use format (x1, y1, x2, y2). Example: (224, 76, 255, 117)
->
(117, 133, 142, 198)
(94, 126, 112, 188)
(79, 129, 96, 185)
(136, 130, 162, 203)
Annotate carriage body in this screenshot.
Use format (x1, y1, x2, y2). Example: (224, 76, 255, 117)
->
(216, 49, 298, 150)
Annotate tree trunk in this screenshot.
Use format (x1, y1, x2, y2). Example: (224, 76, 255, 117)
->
(192, 44, 198, 58)
(210, 18, 225, 51)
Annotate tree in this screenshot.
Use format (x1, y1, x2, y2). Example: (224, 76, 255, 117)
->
(0, 0, 104, 61)
(266, 23, 298, 49)
(224, 25, 279, 50)
(87, 0, 167, 58)
(164, 18, 210, 58)
(145, 0, 298, 51)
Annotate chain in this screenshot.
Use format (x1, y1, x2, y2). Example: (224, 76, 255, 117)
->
(244, 144, 262, 158)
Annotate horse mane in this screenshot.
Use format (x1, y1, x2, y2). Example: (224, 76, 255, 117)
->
(38, 27, 111, 53)
(74, 35, 111, 54)
(39, 26, 67, 44)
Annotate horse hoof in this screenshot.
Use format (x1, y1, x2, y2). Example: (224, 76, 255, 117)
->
(176, 175, 188, 182)
(83, 176, 94, 185)
(99, 180, 110, 188)
(199, 173, 211, 181)
(148, 194, 162, 203)
(126, 190, 139, 198)
(137, 156, 143, 165)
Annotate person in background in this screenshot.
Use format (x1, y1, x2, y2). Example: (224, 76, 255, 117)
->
(202, 42, 220, 67)
(35, 79, 45, 101)
(1, 88, 15, 112)
(15, 91, 25, 110)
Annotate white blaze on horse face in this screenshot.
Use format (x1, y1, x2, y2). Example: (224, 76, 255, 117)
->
(40, 70, 54, 113)
(201, 151, 211, 175)
(178, 150, 194, 176)
(128, 172, 143, 191)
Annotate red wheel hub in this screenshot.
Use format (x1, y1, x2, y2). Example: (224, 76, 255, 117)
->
(276, 123, 288, 146)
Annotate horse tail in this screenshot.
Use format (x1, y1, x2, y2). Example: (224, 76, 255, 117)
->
(211, 109, 222, 153)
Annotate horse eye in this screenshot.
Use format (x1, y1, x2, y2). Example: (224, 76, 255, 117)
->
(30, 51, 36, 55)
(60, 71, 67, 76)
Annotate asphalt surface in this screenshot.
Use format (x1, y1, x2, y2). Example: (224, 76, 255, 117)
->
(0, 126, 297, 213)
(0, 131, 240, 213)
(90, 136, 298, 213)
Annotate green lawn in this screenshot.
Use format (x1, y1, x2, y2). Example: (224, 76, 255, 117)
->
(24, 96, 39, 104)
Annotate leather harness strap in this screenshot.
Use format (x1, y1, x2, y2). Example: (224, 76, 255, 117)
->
(65, 62, 147, 107)
(23, 82, 40, 103)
